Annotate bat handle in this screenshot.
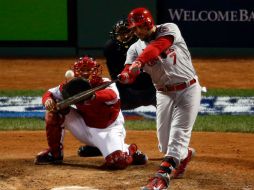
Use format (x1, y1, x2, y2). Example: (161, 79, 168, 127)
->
(56, 103, 64, 111)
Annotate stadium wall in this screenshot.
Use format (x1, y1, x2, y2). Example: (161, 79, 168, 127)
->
(0, 0, 253, 57)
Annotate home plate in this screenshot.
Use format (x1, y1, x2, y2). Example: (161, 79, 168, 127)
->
(51, 186, 99, 190)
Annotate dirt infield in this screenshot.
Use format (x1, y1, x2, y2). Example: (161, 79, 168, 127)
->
(0, 58, 254, 90)
(0, 58, 254, 190)
(0, 131, 253, 190)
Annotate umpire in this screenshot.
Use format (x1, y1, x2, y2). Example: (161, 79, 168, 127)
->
(104, 18, 156, 110)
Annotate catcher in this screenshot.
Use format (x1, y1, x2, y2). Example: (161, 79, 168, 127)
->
(34, 56, 148, 170)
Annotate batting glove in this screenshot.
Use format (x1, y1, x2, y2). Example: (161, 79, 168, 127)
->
(129, 61, 142, 76)
(117, 72, 130, 84)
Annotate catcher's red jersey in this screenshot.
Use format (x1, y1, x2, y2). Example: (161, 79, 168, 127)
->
(42, 78, 121, 129)
(76, 88, 120, 129)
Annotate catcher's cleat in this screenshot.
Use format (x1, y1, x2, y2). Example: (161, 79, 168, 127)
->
(141, 173, 170, 190)
(77, 145, 102, 157)
(172, 147, 196, 179)
(34, 149, 63, 165)
(128, 143, 138, 155)
(132, 149, 148, 165)
(128, 144, 148, 165)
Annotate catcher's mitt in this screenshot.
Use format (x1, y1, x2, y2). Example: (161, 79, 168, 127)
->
(62, 77, 92, 101)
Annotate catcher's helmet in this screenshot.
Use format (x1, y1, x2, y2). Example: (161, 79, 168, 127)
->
(72, 56, 102, 85)
(110, 19, 136, 49)
(62, 77, 92, 100)
(128, 7, 154, 29)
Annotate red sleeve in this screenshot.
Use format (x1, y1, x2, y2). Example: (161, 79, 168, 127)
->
(136, 36, 174, 64)
(42, 83, 64, 105)
(122, 64, 131, 72)
(93, 89, 117, 102)
(42, 91, 53, 105)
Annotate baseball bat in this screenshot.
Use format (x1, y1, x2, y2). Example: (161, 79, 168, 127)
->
(56, 79, 118, 111)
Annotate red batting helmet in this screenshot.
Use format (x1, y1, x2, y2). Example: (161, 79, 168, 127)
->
(127, 7, 154, 29)
(72, 56, 102, 85)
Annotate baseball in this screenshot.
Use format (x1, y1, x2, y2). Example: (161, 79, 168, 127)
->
(65, 70, 74, 79)
(201, 86, 207, 93)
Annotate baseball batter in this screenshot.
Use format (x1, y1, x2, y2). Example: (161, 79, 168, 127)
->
(118, 7, 201, 189)
(34, 56, 147, 170)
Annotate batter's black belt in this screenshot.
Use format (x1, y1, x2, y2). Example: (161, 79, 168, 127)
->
(157, 78, 196, 92)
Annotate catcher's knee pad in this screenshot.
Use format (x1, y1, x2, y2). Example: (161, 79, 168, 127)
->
(105, 150, 133, 170)
(45, 111, 65, 126)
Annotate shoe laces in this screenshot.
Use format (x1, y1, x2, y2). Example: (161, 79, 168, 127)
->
(135, 150, 143, 156)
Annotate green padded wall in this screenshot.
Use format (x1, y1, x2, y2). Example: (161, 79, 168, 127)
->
(77, 0, 156, 56)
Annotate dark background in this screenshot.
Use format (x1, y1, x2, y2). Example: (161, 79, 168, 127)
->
(0, 0, 253, 57)
(157, 0, 254, 48)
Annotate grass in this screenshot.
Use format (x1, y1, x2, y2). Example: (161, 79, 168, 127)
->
(204, 89, 254, 97)
(0, 90, 45, 97)
(0, 115, 253, 133)
(0, 88, 253, 133)
(125, 115, 254, 133)
(0, 89, 254, 97)
(193, 115, 254, 133)
(0, 118, 45, 130)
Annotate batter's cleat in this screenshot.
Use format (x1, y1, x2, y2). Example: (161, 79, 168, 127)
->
(128, 144, 148, 165)
(34, 149, 63, 165)
(172, 147, 196, 179)
(77, 145, 102, 157)
(141, 173, 170, 190)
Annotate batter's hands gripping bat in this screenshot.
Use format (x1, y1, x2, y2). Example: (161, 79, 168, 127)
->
(56, 79, 118, 111)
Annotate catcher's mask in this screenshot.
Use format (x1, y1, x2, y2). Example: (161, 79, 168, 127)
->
(72, 56, 102, 85)
(110, 19, 137, 49)
(62, 77, 92, 101)
(128, 7, 154, 29)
